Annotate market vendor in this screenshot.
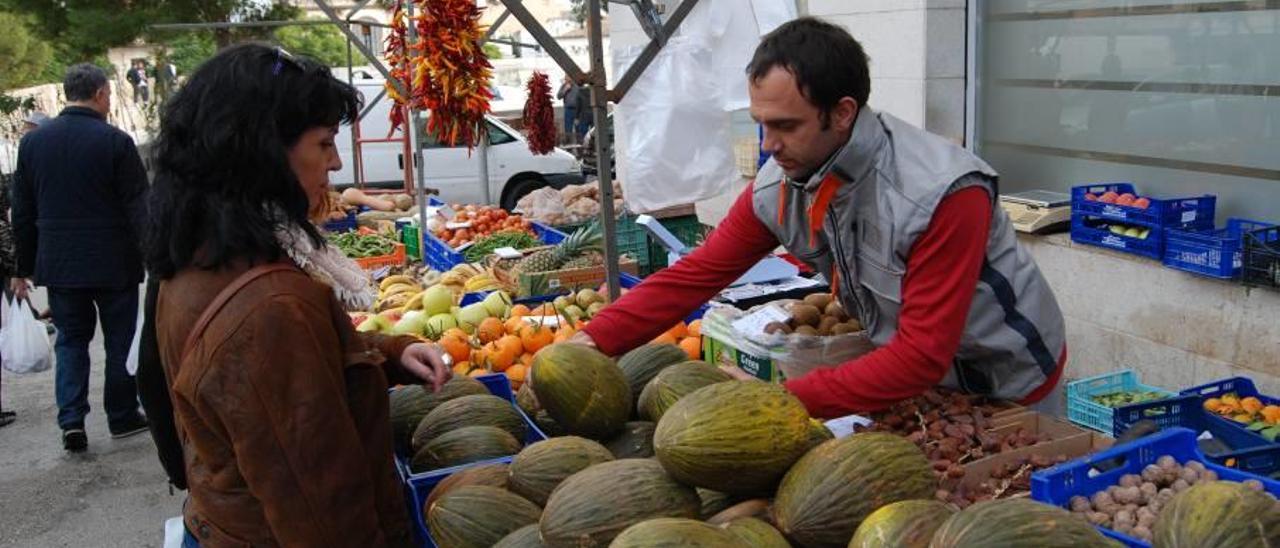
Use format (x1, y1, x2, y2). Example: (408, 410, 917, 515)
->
(572, 17, 1067, 419)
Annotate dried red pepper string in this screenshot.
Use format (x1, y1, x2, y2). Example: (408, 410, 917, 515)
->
(382, 0, 493, 149)
(522, 72, 555, 155)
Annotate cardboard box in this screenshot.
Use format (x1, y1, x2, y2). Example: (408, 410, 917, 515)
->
(941, 412, 1110, 499)
(515, 257, 639, 297)
(704, 333, 781, 382)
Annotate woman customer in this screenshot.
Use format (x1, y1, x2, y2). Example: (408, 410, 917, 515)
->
(0, 171, 17, 428)
(144, 44, 450, 547)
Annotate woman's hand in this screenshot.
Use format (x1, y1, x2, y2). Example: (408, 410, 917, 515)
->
(400, 342, 453, 392)
(10, 278, 30, 302)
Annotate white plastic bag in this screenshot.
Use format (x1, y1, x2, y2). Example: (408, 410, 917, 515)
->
(0, 296, 54, 374)
(125, 305, 144, 376)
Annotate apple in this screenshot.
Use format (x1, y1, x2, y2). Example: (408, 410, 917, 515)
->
(391, 310, 429, 336)
(455, 303, 490, 333)
(481, 291, 513, 318)
(420, 285, 454, 317)
(357, 315, 392, 333)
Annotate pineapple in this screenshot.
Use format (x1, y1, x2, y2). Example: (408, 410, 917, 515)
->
(561, 251, 604, 270)
(514, 222, 603, 274)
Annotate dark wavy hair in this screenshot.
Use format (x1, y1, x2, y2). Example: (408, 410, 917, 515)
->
(146, 43, 359, 279)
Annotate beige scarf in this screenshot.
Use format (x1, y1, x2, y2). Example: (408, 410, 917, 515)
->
(275, 223, 376, 311)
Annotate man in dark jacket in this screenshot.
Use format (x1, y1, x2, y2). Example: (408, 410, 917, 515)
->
(11, 63, 149, 452)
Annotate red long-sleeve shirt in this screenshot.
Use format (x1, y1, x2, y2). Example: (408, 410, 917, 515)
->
(582, 184, 1063, 418)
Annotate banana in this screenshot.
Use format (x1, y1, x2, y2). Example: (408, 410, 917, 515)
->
(375, 293, 410, 313)
(380, 284, 420, 298)
(379, 275, 417, 292)
(401, 290, 427, 311)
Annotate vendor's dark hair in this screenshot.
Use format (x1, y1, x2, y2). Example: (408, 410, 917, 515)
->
(146, 43, 359, 279)
(747, 17, 870, 125)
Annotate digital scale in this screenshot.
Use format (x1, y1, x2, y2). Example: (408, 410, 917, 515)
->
(1000, 190, 1073, 234)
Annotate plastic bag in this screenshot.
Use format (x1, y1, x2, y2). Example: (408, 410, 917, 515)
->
(701, 301, 876, 381)
(514, 186, 568, 226)
(125, 305, 144, 376)
(0, 296, 54, 374)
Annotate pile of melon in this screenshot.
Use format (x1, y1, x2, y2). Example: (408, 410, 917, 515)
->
(405, 343, 1280, 547)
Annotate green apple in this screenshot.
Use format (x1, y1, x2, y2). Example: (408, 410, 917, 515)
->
(481, 291, 513, 318)
(455, 303, 490, 334)
(420, 285, 454, 317)
(357, 315, 392, 333)
(391, 310, 428, 336)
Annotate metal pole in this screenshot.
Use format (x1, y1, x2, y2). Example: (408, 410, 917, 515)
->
(478, 128, 492, 204)
(346, 25, 362, 187)
(405, 0, 430, 240)
(587, 0, 620, 302)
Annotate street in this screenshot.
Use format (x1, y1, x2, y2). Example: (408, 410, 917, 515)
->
(0, 288, 180, 548)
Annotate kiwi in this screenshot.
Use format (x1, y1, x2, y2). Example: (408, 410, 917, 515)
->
(790, 304, 821, 327)
(764, 322, 793, 335)
(824, 301, 847, 322)
(817, 316, 839, 336)
(803, 293, 833, 310)
(831, 323, 858, 336)
(847, 318, 864, 331)
(794, 325, 819, 336)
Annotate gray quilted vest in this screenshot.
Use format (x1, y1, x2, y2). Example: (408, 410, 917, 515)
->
(752, 107, 1065, 400)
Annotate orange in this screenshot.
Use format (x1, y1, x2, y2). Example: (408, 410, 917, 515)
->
(506, 363, 528, 384)
(488, 342, 518, 372)
(652, 333, 678, 345)
(496, 335, 524, 360)
(468, 368, 488, 378)
(439, 335, 472, 364)
(442, 328, 468, 341)
(520, 353, 535, 367)
(678, 336, 701, 360)
(477, 317, 505, 344)
(521, 324, 555, 354)
(510, 304, 532, 318)
(663, 322, 688, 341)
(553, 325, 577, 344)
(505, 316, 526, 335)
(452, 361, 471, 376)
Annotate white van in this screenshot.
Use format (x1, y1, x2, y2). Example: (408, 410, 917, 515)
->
(334, 77, 583, 209)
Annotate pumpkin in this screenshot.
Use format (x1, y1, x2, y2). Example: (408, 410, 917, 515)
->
(773, 433, 936, 547)
(849, 500, 954, 548)
(540, 459, 700, 547)
(411, 426, 521, 473)
(509, 436, 615, 506)
(604, 421, 657, 459)
(928, 498, 1115, 548)
(427, 485, 542, 548)
(654, 382, 811, 496)
(411, 394, 526, 452)
(609, 518, 739, 547)
(530, 344, 631, 439)
(1152, 480, 1280, 548)
(638, 361, 731, 422)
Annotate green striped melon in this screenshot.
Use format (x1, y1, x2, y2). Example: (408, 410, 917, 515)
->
(410, 426, 521, 473)
(618, 344, 690, 404)
(540, 459, 700, 547)
(849, 500, 954, 548)
(411, 394, 526, 452)
(390, 376, 488, 452)
(928, 499, 1115, 548)
(509, 436, 615, 506)
(530, 344, 631, 439)
(638, 361, 731, 422)
(723, 517, 791, 548)
(427, 485, 541, 548)
(1153, 481, 1280, 548)
(494, 524, 545, 548)
(604, 421, 656, 459)
(609, 518, 739, 547)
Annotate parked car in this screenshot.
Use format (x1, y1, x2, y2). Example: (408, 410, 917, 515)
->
(333, 78, 583, 210)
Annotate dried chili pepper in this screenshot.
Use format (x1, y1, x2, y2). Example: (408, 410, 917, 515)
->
(522, 71, 555, 155)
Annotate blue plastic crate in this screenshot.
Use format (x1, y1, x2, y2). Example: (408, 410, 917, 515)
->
(1163, 218, 1276, 279)
(1070, 215, 1167, 260)
(422, 197, 566, 271)
(1066, 369, 1176, 435)
(1111, 394, 1280, 477)
(1243, 224, 1280, 290)
(1031, 427, 1280, 547)
(322, 211, 357, 233)
(460, 272, 708, 324)
(1179, 376, 1280, 452)
(1071, 183, 1216, 228)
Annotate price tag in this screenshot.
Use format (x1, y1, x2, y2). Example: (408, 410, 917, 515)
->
(1182, 211, 1197, 223)
(437, 205, 456, 219)
(494, 247, 524, 259)
(731, 304, 790, 336)
(445, 221, 473, 229)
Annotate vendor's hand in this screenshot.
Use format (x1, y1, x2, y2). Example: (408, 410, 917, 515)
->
(401, 342, 452, 392)
(9, 278, 31, 302)
(566, 330, 597, 348)
(719, 364, 762, 382)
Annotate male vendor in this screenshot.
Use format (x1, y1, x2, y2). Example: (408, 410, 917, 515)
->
(571, 17, 1067, 418)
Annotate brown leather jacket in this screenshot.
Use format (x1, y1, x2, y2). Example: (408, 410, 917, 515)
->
(156, 263, 418, 547)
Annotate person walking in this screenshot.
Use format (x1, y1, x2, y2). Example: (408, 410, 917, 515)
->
(126, 60, 150, 104)
(557, 77, 579, 145)
(573, 77, 595, 143)
(11, 63, 150, 452)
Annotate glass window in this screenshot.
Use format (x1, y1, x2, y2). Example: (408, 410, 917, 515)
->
(419, 120, 516, 148)
(975, 1, 1280, 221)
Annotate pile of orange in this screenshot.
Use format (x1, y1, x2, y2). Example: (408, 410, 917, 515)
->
(441, 302, 583, 391)
(651, 319, 702, 360)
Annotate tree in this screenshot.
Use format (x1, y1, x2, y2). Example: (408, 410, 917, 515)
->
(483, 43, 503, 60)
(274, 23, 348, 66)
(163, 32, 216, 76)
(0, 11, 53, 90)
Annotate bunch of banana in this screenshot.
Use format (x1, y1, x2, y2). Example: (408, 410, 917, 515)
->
(375, 275, 423, 313)
(464, 272, 502, 292)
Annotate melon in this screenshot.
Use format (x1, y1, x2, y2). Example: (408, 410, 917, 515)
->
(517, 382, 541, 416)
(806, 419, 834, 450)
(618, 344, 690, 403)
(638, 361, 731, 421)
(773, 433, 935, 548)
(605, 421, 656, 459)
(654, 382, 811, 496)
(928, 498, 1114, 548)
(849, 500, 954, 548)
(411, 394, 526, 452)
(540, 459, 700, 547)
(425, 463, 510, 510)
(427, 485, 542, 548)
(509, 436, 615, 506)
(534, 410, 566, 437)
(723, 517, 791, 548)
(1152, 480, 1280, 547)
(410, 426, 521, 473)
(698, 488, 740, 520)
(530, 344, 631, 439)
(494, 524, 546, 548)
(390, 376, 488, 452)
(609, 518, 739, 547)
